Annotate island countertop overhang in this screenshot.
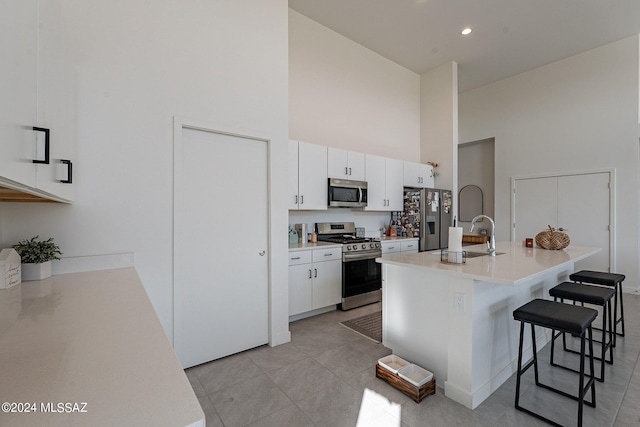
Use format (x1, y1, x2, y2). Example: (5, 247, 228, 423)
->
(376, 241, 601, 286)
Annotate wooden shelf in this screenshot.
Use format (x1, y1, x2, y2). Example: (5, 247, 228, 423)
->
(0, 184, 62, 203)
(375, 364, 436, 403)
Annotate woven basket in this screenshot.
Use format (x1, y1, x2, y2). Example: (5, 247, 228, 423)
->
(535, 225, 570, 250)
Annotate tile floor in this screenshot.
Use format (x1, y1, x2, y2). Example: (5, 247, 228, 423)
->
(186, 293, 640, 426)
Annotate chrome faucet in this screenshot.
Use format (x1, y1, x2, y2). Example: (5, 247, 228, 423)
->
(469, 215, 496, 256)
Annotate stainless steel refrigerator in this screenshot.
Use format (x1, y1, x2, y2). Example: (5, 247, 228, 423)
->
(393, 188, 453, 251)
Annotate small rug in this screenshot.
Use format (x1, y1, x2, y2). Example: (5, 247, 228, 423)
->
(340, 311, 382, 343)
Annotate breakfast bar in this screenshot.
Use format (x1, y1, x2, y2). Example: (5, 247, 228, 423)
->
(377, 241, 600, 410)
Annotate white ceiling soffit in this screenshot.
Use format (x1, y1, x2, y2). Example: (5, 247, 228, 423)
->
(289, 0, 640, 92)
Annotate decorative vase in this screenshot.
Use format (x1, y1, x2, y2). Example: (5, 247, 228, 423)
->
(21, 260, 52, 281)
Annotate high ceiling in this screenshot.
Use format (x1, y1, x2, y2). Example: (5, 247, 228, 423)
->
(288, 0, 640, 92)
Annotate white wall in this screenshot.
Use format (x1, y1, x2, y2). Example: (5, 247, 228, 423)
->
(288, 9, 421, 230)
(289, 9, 420, 160)
(460, 36, 640, 291)
(1, 0, 291, 344)
(421, 62, 459, 194)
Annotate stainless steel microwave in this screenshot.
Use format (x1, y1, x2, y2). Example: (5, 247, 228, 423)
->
(328, 178, 368, 208)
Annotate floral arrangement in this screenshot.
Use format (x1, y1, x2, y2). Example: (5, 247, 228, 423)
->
(427, 161, 439, 178)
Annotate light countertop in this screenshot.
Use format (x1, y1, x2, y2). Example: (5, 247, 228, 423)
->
(377, 241, 600, 286)
(379, 236, 418, 241)
(0, 268, 204, 427)
(289, 241, 342, 251)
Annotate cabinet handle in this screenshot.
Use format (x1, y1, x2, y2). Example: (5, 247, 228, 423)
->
(324, 253, 333, 256)
(300, 195, 304, 204)
(59, 159, 72, 184)
(309, 269, 312, 279)
(295, 195, 298, 205)
(32, 127, 50, 164)
(389, 246, 395, 250)
(349, 167, 352, 175)
(344, 167, 348, 175)
(314, 268, 317, 278)
(291, 256, 301, 260)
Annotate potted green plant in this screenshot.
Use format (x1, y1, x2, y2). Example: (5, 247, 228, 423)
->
(13, 236, 62, 281)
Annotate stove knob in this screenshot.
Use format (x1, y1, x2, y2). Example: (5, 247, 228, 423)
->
(352, 245, 357, 251)
(370, 243, 375, 249)
(361, 244, 366, 249)
(346, 245, 351, 250)
(375, 243, 380, 248)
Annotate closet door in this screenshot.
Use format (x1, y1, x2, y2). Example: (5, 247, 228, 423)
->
(513, 176, 557, 242)
(174, 125, 269, 369)
(513, 172, 611, 272)
(558, 173, 610, 272)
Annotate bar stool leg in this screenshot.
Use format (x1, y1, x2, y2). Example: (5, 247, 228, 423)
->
(515, 322, 525, 409)
(618, 282, 625, 337)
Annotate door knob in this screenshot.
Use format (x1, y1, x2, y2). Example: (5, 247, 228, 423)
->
(259, 250, 265, 256)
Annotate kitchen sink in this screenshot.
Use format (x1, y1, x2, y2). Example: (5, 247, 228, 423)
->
(464, 251, 505, 258)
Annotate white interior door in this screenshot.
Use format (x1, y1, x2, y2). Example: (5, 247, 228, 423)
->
(174, 125, 269, 369)
(558, 173, 610, 272)
(513, 172, 611, 272)
(513, 176, 557, 241)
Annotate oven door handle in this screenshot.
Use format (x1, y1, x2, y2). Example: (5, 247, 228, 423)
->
(343, 252, 381, 262)
(358, 187, 362, 204)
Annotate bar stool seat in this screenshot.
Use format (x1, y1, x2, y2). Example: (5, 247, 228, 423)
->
(570, 270, 625, 343)
(513, 299, 597, 427)
(549, 282, 615, 382)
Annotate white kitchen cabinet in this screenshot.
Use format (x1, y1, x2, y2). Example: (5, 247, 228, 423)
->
(288, 247, 342, 316)
(364, 154, 403, 211)
(34, 0, 75, 201)
(381, 241, 401, 255)
(0, 0, 38, 189)
(0, 0, 74, 202)
(327, 147, 365, 181)
(400, 239, 419, 253)
(289, 140, 328, 210)
(381, 238, 419, 255)
(403, 161, 434, 189)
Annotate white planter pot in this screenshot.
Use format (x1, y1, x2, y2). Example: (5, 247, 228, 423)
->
(21, 261, 52, 281)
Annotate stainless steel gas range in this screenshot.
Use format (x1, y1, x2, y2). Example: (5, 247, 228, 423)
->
(316, 222, 382, 310)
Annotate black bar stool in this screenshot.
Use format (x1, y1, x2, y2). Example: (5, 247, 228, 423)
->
(549, 282, 614, 382)
(570, 270, 625, 345)
(513, 299, 597, 427)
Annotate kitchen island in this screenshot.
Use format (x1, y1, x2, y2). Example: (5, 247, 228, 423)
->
(0, 268, 204, 427)
(377, 241, 600, 410)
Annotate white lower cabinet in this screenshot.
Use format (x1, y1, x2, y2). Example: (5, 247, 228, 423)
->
(288, 247, 342, 316)
(381, 239, 419, 255)
(401, 240, 419, 254)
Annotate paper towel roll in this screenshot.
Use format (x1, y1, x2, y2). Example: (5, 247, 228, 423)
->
(448, 227, 463, 253)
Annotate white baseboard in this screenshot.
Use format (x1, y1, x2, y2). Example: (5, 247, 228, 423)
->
(53, 252, 135, 275)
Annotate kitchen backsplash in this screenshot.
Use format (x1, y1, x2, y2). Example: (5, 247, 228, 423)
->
(289, 209, 391, 239)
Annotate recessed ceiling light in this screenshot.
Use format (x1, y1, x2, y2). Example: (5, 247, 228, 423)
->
(461, 27, 472, 36)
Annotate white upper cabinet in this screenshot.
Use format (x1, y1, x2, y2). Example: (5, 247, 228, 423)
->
(327, 147, 365, 181)
(289, 141, 328, 210)
(0, 0, 74, 202)
(0, 0, 38, 188)
(385, 158, 404, 210)
(364, 154, 403, 211)
(35, 0, 74, 201)
(403, 161, 434, 188)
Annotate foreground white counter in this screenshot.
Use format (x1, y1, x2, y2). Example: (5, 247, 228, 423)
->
(0, 268, 204, 427)
(377, 242, 600, 410)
